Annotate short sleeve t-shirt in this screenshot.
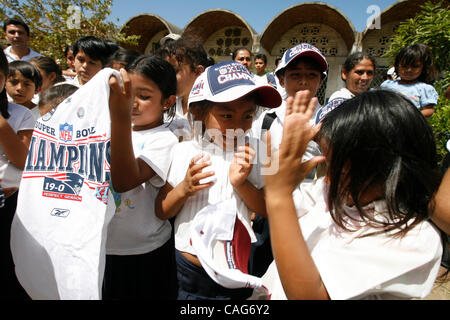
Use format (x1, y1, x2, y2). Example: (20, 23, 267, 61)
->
(167, 138, 265, 256)
(262, 178, 443, 300)
(106, 125, 179, 255)
(328, 87, 355, 101)
(380, 80, 438, 109)
(0, 103, 35, 188)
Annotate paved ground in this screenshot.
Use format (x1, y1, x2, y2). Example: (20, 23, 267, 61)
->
(421, 267, 450, 300)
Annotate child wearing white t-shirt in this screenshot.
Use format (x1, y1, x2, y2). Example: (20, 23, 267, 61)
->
(262, 89, 444, 300)
(105, 55, 179, 299)
(155, 60, 281, 300)
(0, 47, 35, 299)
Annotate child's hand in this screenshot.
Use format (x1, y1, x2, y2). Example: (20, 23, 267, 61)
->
(180, 154, 215, 197)
(108, 68, 133, 120)
(263, 90, 325, 195)
(229, 144, 255, 187)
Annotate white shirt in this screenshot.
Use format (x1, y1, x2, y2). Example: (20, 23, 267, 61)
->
(329, 87, 355, 101)
(167, 138, 265, 255)
(0, 103, 35, 188)
(262, 178, 443, 300)
(11, 68, 120, 299)
(252, 100, 322, 163)
(106, 125, 178, 255)
(4, 45, 42, 63)
(165, 96, 192, 141)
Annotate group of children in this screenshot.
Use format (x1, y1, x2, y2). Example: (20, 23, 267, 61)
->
(1, 28, 448, 300)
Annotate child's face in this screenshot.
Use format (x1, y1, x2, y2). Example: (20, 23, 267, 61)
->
(6, 70, 37, 105)
(32, 64, 55, 92)
(172, 59, 200, 99)
(129, 73, 167, 131)
(398, 59, 423, 83)
(203, 97, 255, 148)
(254, 58, 266, 75)
(342, 58, 374, 95)
(66, 49, 75, 70)
(279, 59, 322, 98)
(73, 49, 103, 85)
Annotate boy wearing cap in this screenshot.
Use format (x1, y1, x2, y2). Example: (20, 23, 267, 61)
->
(249, 43, 328, 278)
(155, 60, 281, 300)
(255, 43, 327, 156)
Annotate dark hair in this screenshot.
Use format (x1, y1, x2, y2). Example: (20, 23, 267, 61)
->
(72, 36, 113, 66)
(8, 60, 42, 90)
(255, 53, 267, 64)
(232, 47, 252, 60)
(64, 44, 74, 58)
(394, 43, 437, 84)
(107, 49, 140, 69)
(318, 89, 441, 237)
(171, 36, 209, 71)
(275, 56, 282, 67)
(38, 84, 78, 111)
(3, 18, 30, 36)
(30, 56, 65, 85)
(0, 45, 9, 118)
(126, 55, 177, 120)
(342, 52, 376, 81)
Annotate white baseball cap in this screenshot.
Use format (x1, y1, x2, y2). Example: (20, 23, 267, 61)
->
(159, 33, 181, 46)
(275, 43, 328, 77)
(188, 61, 282, 109)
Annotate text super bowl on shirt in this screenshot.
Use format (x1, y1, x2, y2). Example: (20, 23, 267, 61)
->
(23, 119, 111, 203)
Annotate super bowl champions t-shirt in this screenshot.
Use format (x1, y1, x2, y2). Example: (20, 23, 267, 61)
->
(10, 68, 120, 300)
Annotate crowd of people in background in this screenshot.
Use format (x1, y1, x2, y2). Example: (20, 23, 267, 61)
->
(1, 16, 449, 301)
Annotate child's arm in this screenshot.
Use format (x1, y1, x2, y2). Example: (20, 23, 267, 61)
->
(430, 168, 450, 235)
(264, 91, 327, 300)
(108, 69, 156, 192)
(0, 116, 32, 170)
(230, 145, 267, 217)
(155, 154, 215, 220)
(420, 105, 435, 118)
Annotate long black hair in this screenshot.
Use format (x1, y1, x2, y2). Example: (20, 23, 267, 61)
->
(0, 45, 9, 118)
(394, 43, 437, 84)
(318, 89, 442, 237)
(126, 55, 177, 120)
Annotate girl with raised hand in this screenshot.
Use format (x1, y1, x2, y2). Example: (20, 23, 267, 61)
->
(263, 89, 444, 300)
(105, 55, 179, 300)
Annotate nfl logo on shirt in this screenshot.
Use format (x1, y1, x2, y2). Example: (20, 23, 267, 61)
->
(60, 123, 73, 142)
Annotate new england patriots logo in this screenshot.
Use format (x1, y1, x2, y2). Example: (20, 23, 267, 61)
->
(60, 123, 73, 142)
(42, 173, 84, 201)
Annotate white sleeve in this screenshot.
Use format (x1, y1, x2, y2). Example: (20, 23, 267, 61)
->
(314, 221, 443, 300)
(136, 130, 179, 188)
(166, 141, 195, 188)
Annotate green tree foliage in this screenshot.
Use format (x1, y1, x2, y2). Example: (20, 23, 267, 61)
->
(0, 0, 139, 67)
(384, 0, 450, 163)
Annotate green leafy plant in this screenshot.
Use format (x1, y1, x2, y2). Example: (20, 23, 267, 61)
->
(0, 0, 139, 67)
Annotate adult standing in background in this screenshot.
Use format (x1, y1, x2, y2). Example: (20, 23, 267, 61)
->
(329, 52, 376, 101)
(3, 18, 42, 63)
(232, 47, 253, 72)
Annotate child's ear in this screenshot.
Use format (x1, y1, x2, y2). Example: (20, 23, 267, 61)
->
(163, 95, 177, 110)
(195, 65, 205, 76)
